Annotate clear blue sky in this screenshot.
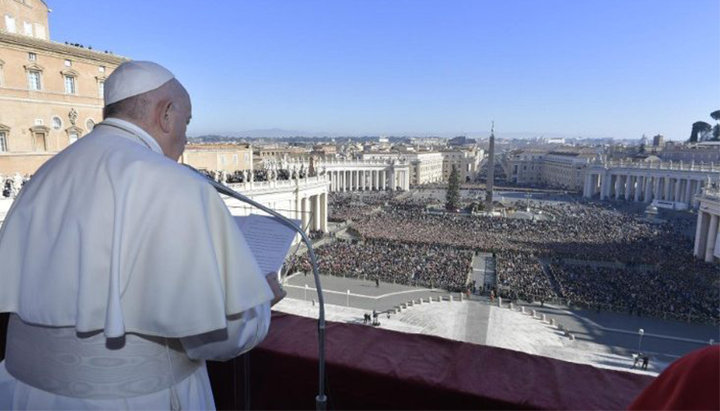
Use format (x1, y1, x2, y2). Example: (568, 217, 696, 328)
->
(48, 0, 719, 139)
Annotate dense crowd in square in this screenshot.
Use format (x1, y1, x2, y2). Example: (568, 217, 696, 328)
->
(312, 191, 720, 323)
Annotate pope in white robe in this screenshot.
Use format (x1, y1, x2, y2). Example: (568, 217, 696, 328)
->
(0, 61, 280, 409)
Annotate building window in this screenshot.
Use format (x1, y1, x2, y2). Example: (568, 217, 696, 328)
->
(23, 21, 32, 36)
(65, 126, 83, 146)
(233, 154, 239, 165)
(52, 116, 63, 130)
(5, 15, 16, 33)
(28, 70, 41, 90)
(98, 80, 104, 98)
(64, 75, 76, 94)
(98, 66, 105, 73)
(30, 126, 49, 151)
(0, 131, 7, 152)
(28, 52, 36, 61)
(64, 59, 72, 67)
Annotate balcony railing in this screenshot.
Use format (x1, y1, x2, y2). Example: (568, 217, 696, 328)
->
(0, 312, 653, 409)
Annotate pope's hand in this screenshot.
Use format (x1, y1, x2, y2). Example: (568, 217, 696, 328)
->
(266, 273, 287, 307)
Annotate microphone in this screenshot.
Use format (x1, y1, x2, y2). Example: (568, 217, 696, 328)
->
(185, 165, 328, 410)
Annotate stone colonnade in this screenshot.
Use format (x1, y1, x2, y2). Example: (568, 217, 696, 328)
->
(226, 176, 329, 233)
(583, 165, 719, 209)
(326, 167, 410, 192)
(694, 193, 720, 263)
(298, 192, 328, 232)
(328, 169, 389, 192)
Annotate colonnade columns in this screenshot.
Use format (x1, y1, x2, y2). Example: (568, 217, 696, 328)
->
(644, 177, 652, 203)
(583, 173, 592, 198)
(623, 175, 631, 200)
(705, 214, 719, 263)
(300, 197, 308, 231)
(600, 173, 610, 200)
(634, 176, 642, 202)
(694, 180, 704, 208)
(652, 178, 660, 201)
(312, 194, 321, 231)
(320, 193, 328, 232)
(614, 175, 621, 200)
(684, 179, 693, 206)
(694, 212, 709, 257)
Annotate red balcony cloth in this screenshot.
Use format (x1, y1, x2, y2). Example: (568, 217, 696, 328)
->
(209, 312, 654, 410)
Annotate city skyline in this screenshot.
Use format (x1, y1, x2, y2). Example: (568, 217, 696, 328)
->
(48, 0, 720, 140)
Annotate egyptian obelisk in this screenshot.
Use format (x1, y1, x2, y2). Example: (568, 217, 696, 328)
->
(485, 122, 495, 211)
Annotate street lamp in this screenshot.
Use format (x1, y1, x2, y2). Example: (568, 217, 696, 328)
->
(638, 328, 645, 353)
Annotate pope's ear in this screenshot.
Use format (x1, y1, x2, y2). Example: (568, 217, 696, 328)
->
(158, 100, 173, 133)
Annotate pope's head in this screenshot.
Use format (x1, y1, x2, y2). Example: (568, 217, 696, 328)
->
(102, 61, 192, 161)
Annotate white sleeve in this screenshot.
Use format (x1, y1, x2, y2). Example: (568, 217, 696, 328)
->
(180, 302, 271, 361)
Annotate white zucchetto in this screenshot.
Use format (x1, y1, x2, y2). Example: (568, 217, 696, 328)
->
(104, 61, 175, 105)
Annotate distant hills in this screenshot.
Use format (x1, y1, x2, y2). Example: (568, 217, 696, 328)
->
(189, 128, 622, 142)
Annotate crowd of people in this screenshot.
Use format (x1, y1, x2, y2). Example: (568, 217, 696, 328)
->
(495, 251, 554, 304)
(328, 192, 396, 222)
(290, 238, 473, 291)
(548, 261, 719, 323)
(349, 201, 699, 265)
(322, 194, 719, 323)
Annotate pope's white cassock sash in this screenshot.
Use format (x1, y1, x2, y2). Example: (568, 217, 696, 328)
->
(0, 119, 274, 338)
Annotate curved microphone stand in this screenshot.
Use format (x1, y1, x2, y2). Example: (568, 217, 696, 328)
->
(186, 165, 328, 410)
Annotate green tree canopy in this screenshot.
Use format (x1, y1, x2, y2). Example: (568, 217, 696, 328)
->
(446, 165, 460, 211)
(689, 121, 712, 142)
(711, 110, 720, 140)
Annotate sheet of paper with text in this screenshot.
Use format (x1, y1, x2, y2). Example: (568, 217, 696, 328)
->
(234, 214, 301, 275)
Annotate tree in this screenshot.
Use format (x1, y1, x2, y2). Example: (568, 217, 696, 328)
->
(689, 121, 712, 142)
(711, 110, 720, 141)
(446, 165, 460, 211)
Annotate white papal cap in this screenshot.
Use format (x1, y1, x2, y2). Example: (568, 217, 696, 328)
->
(104, 61, 175, 106)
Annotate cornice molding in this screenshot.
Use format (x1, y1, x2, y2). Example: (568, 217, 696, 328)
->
(64, 125, 83, 135)
(23, 62, 44, 71)
(0, 32, 128, 65)
(29, 125, 50, 133)
(60, 68, 79, 77)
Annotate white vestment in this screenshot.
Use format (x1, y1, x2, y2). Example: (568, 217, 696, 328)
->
(0, 118, 275, 409)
